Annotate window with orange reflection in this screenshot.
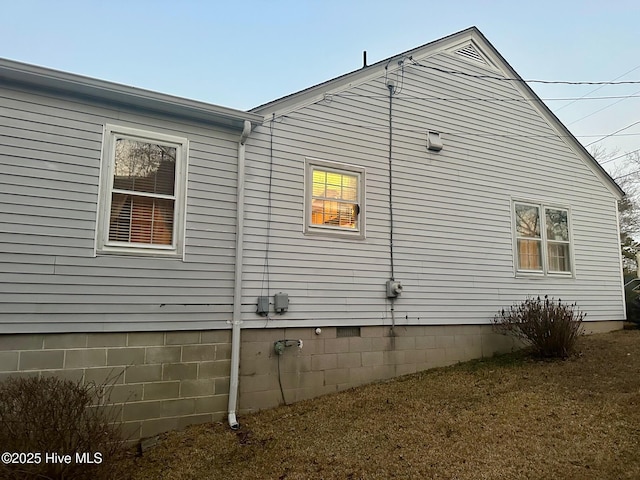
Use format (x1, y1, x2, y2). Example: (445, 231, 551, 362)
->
(109, 194, 174, 245)
(311, 169, 359, 229)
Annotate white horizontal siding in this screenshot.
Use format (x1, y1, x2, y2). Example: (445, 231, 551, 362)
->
(0, 84, 242, 332)
(242, 48, 624, 327)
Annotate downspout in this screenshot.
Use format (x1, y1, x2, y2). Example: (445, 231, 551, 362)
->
(228, 119, 252, 430)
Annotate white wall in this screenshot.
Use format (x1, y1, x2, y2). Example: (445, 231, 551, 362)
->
(242, 43, 624, 327)
(0, 85, 241, 332)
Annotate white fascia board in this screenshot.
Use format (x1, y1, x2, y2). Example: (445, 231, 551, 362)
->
(0, 57, 263, 131)
(466, 36, 625, 200)
(251, 27, 482, 119)
(252, 26, 624, 200)
(251, 63, 399, 120)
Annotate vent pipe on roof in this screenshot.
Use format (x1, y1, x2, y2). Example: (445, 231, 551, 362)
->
(363, 51, 367, 68)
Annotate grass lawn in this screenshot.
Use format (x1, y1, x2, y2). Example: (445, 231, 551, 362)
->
(127, 329, 640, 479)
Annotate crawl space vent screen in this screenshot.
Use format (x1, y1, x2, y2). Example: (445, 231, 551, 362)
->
(336, 326, 361, 338)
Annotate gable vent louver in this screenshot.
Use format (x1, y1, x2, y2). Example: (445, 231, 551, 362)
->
(455, 44, 486, 65)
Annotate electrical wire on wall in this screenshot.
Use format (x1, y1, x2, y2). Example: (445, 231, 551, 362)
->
(383, 56, 407, 96)
(334, 92, 640, 102)
(387, 84, 396, 283)
(274, 339, 303, 405)
(387, 71, 397, 334)
(258, 57, 640, 156)
(260, 56, 640, 137)
(278, 110, 640, 143)
(277, 352, 287, 405)
(260, 114, 276, 324)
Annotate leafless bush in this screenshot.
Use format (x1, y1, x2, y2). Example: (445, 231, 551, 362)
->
(0, 375, 129, 480)
(493, 295, 585, 358)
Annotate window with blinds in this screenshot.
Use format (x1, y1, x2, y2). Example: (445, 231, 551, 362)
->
(305, 159, 365, 239)
(97, 126, 187, 256)
(515, 203, 542, 271)
(513, 201, 572, 275)
(311, 169, 359, 229)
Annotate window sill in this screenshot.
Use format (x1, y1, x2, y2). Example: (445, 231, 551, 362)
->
(304, 227, 365, 240)
(97, 244, 182, 259)
(515, 271, 574, 279)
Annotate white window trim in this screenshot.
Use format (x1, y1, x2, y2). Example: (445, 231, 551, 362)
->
(96, 124, 188, 258)
(512, 199, 574, 277)
(304, 158, 366, 240)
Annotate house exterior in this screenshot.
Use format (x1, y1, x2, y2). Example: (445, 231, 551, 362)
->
(0, 27, 625, 440)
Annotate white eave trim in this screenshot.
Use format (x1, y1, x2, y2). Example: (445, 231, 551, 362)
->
(250, 27, 482, 117)
(248, 27, 625, 200)
(0, 57, 263, 131)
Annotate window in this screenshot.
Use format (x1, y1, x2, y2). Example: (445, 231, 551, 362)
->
(513, 201, 572, 274)
(305, 159, 365, 238)
(97, 125, 188, 256)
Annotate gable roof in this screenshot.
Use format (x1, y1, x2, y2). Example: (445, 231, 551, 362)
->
(0, 58, 262, 132)
(251, 26, 624, 200)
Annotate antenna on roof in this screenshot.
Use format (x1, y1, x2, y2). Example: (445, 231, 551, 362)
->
(363, 51, 367, 68)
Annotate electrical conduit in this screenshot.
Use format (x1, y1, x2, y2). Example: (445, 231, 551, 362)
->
(388, 82, 397, 332)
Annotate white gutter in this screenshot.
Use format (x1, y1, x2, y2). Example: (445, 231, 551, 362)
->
(228, 119, 252, 430)
(0, 58, 262, 131)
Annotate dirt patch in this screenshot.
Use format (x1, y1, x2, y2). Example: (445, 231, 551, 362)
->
(125, 330, 640, 479)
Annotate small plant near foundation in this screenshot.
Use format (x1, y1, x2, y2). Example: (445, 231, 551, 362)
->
(0, 375, 129, 480)
(493, 295, 585, 358)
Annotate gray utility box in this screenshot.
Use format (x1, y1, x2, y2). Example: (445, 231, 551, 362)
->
(257, 296, 269, 315)
(386, 280, 403, 298)
(274, 292, 289, 313)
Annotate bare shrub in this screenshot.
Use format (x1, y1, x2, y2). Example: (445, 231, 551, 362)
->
(0, 375, 129, 480)
(493, 295, 585, 358)
(625, 287, 640, 326)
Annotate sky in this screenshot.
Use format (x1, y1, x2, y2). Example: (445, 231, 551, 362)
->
(2, 0, 639, 176)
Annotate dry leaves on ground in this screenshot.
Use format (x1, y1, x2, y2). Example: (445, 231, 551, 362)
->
(126, 329, 640, 479)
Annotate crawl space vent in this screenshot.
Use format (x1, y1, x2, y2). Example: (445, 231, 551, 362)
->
(336, 326, 361, 338)
(455, 44, 487, 65)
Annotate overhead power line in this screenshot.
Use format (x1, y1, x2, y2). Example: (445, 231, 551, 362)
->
(335, 92, 640, 103)
(409, 60, 640, 85)
(614, 169, 640, 181)
(568, 87, 640, 126)
(585, 120, 640, 147)
(556, 64, 640, 112)
(598, 148, 640, 165)
(279, 111, 640, 142)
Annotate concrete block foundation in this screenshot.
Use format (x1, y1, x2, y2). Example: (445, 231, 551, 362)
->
(0, 330, 231, 440)
(0, 321, 622, 440)
(237, 324, 520, 413)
